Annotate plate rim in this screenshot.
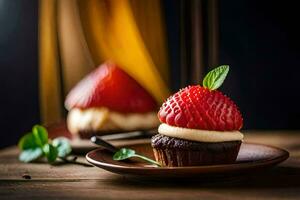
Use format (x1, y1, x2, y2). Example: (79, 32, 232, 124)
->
(86, 142, 289, 172)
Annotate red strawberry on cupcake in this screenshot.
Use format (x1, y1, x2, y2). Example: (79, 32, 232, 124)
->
(151, 65, 244, 167)
(65, 62, 160, 138)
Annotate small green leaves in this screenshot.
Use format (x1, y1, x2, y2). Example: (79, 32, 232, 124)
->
(19, 148, 43, 163)
(53, 137, 72, 157)
(18, 125, 72, 164)
(18, 132, 39, 150)
(203, 65, 229, 90)
(43, 144, 58, 163)
(32, 125, 48, 147)
(113, 148, 136, 160)
(113, 148, 161, 166)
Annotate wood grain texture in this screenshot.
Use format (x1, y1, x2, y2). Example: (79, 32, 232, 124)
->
(1, 131, 300, 200)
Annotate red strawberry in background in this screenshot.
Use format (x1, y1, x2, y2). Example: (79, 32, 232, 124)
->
(158, 65, 243, 131)
(65, 62, 157, 113)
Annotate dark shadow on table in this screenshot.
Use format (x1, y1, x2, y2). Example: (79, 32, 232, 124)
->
(100, 166, 300, 189)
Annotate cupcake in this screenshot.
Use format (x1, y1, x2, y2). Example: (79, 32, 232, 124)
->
(65, 62, 160, 139)
(151, 65, 244, 167)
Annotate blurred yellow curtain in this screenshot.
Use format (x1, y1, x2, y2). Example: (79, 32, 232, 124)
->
(39, 0, 62, 124)
(39, 0, 170, 125)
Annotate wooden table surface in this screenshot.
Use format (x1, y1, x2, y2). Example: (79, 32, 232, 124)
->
(1, 131, 300, 200)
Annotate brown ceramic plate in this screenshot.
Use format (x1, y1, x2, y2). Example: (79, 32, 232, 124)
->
(86, 141, 289, 178)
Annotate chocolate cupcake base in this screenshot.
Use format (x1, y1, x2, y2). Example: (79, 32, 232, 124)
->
(151, 134, 241, 167)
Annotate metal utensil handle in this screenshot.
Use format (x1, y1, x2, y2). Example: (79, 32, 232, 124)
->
(90, 136, 119, 153)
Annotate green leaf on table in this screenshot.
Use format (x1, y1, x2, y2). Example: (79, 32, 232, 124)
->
(203, 65, 229, 90)
(32, 125, 48, 147)
(43, 144, 58, 163)
(53, 137, 72, 157)
(113, 148, 136, 160)
(19, 148, 43, 163)
(18, 132, 39, 150)
(18, 124, 80, 165)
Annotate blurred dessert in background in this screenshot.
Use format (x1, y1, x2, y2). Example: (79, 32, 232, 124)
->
(65, 62, 160, 139)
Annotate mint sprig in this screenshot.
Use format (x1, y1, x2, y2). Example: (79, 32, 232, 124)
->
(203, 65, 229, 90)
(18, 125, 71, 164)
(19, 148, 43, 163)
(113, 148, 161, 167)
(53, 137, 72, 157)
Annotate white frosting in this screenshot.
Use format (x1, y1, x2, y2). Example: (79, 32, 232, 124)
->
(158, 123, 243, 142)
(67, 108, 159, 134)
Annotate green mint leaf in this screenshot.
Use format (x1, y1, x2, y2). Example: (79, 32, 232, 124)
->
(53, 137, 72, 158)
(203, 65, 229, 90)
(18, 125, 75, 165)
(113, 148, 160, 166)
(113, 148, 136, 160)
(32, 125, 48, 147)
(19, 148, 43, 163)
(43, 144, 58, 163)
(18, 132, 39, 150)
(134, 154, 161, 166)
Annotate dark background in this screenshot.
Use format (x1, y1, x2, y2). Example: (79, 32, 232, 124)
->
(0, 0, 300, 148)
(0, 0, 39, 148)
(219, 1, 300, 130)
